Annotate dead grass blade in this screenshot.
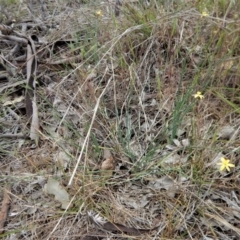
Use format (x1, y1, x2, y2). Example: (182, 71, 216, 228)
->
(68, 76, 113, 186)
(204, 212, 240, 236)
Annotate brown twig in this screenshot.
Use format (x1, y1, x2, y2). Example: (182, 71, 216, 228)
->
(0, 185, 11, 234)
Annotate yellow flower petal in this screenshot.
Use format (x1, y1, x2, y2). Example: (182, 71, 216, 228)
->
(95, 10, 102, 17)
(193, 91, 204, 99)
(217, 157, 235, 172)
(219, 165, 225, 171)
(201, 10, 209, 18)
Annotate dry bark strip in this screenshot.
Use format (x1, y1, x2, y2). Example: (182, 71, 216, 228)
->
(0, 22, 39, 144)
(82, 221, 158, 239)
(88, 210, 158, 236)
(0, 186, 11, 234)
(25, 36, 37, 122)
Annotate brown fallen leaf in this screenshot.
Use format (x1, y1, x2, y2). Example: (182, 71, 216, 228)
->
(101, 148, 114, 178)
(101, 157, 114, 171)
(101, 157, 114, 178)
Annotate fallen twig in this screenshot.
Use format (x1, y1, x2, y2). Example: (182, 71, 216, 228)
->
(0, 186, 11, 234)
(0, 133, 27, 139)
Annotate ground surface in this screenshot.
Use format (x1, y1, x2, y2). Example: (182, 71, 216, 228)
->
(0, 0, 240, 239)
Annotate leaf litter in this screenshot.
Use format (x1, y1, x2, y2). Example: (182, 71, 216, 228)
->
(0, 0, 240, 239)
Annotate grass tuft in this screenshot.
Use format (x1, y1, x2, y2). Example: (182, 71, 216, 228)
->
(1, 0, 240, 239)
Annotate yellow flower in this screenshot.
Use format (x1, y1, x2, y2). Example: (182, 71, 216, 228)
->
(95, 10, 103, 17)
(217, 157, 235, 172)
(193, 91, 204, 99)
(201, 11, 209, 18)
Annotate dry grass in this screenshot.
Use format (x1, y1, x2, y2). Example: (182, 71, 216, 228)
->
(0, 0, 240, 239)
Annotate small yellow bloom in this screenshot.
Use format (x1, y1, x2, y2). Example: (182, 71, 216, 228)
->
(217, 157, 235, 172)
(95, 10, 103, 17)
(201, 11, 209, 18)
(193, 91, 204, 99)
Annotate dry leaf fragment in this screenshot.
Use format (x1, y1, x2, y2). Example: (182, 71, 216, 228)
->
(101, 157, 114, 178)
(3, 96, 24, 106)
(43, 178, 70, 209)
(221, 60, 233, 70)
(217, 125, 235, 139)
(102, 148, 114, 170)
(101, 157, 114, 171)
(103, 148, 112, 159)
(163, 153, 187, 165)
(29, 99, 39, 146)
(149, 176, 178, 198)
(181, 138, 190, 147)
(56, 151, 70, 171)
(173, 139, 181, 148)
